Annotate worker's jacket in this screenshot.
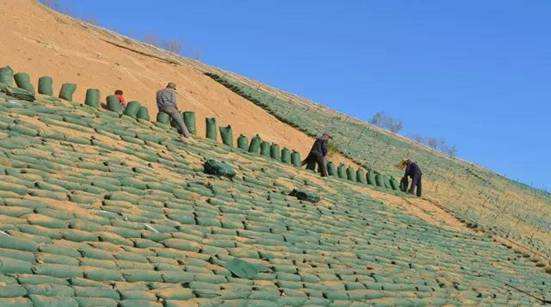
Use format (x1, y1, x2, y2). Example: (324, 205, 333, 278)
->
(309, 137, 328, 157)
(404, 162, 422, 179)
(156, 88, 177, 110)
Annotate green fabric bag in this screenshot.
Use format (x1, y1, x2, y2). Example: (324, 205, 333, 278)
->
(136, 106, 150, 121)
(346, 166, 356, 182)
(0, 66, 14, 86)
(337, 164, 346, 179)
(356, 168, 367, 184)
(289, 189, 320, 203)
(156, 111, 170, 124)
(237, 134, 249, 150)
(260, 141, 271, 157)
(84, 88, 100, 108)
(281, 148, 291, 164)
(270, 143, 280, 160)
(123, 101, 141, 118)
(38, 76, 53, 95)
(203, 159, 236, 178)
(248, 135, 262, 154)
(58, 83, 76, 101)
(219, 125, 233, 146)
(224, 258, 269, 279)
(14, 72, 35, 94)
(327, 161, 336, 176)
(291, 151, 301, 167)
(183, 111, 196, 135)
(106, 95, 122, 113)
(205, 117, 217, 141)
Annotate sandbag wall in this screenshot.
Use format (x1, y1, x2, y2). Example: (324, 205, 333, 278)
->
(0, 65, 401, 193)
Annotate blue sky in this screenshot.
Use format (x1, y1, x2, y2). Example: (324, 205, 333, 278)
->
(57, 1, 551, 191)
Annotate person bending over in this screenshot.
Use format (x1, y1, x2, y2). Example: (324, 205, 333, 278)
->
(302, 133, 332, 177)
(156, 82, 192, 142)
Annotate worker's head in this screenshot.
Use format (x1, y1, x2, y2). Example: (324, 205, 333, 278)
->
(166, 82, 177, 90)
(322, 132, 332, 140)
(115, 90, 123, 95)
(396, 159, 410, 170)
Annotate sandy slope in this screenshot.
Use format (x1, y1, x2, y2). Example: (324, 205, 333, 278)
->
(0, 0, 354, 165)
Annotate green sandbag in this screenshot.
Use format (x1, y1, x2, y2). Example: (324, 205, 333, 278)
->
(291, 151, 301, 167)
(346, 166, 356, 182)
(219, 125, 233, 146)
(327, 161, 336, 176)
(182, 111, 196, 135)
(136, 106, 150, 121)
(156, 111, 170, 124)
(106, 95, 122, 113)
(237, 134, 248, 150)
(366, 170, 375, 185)
(0, 66, 14, 86)
(123, 101, 141, 118)
(357, 168, 367, 184)
(248, 135, 262, 154)
(389, 177, 398, 190)
(38, 76, 53, 95)
(203, 159, 236, 178)
(270, 143, 280, 160)
(205, 117, 217, 141)
(337, 164, 346, 179)
(84, 88, 100, 108)
(281, 148, 291, 164)
(375, 173, 383, 187)
(289, 189, 320, 203)
(0, 84, 35, 101)
(13, 72, 35, 94)
(260, 141, 271, 157)
(58, 83, 76, 101)
(224, 258, 268, 279)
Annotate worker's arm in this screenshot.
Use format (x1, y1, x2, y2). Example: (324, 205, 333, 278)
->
(169, 90, 178, 109)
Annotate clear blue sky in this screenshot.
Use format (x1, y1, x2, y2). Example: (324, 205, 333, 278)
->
(57, 1, 551, 191)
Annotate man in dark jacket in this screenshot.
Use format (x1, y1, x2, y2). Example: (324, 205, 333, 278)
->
(302, 133, 331, 177)
(400, 159, 422, 197)
(156, 82, 192, 142)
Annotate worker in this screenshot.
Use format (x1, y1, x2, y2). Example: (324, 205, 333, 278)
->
(398, 159, 422, 197)
(302, 133, 332, 177)
(114, 90, 127, 108)
(156, 82, 192, 142)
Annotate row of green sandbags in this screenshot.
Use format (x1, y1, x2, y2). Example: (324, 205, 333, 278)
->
(0, 66, 153, 121)
(326, 161, 399, 190)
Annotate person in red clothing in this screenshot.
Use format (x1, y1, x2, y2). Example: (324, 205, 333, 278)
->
(115, 90, 127, 108)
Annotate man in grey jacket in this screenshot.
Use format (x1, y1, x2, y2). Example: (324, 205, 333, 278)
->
(156, 82, 191, 142)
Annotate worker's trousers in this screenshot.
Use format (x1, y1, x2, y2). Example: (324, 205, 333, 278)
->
(302, 152, 328, 177)
(401, 175, 422, 197)
(160, 105, 191, 138)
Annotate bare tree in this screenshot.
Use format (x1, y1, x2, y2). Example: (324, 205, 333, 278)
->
(369, 112, 403, 133)
(410, 134, 458, 158)
(162, 40, 183, 54)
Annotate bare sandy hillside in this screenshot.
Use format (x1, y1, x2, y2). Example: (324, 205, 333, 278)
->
(0, 0, 355, 165)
